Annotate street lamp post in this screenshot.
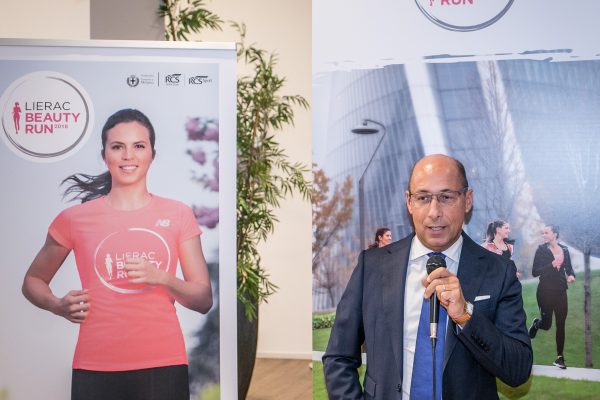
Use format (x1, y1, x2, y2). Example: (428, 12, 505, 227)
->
(352, 119, 388, 249)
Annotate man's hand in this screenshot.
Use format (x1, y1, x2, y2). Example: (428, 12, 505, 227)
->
(422, 268, 467, 322)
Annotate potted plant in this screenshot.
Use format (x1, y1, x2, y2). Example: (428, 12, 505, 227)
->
(159, 2, 310, 398)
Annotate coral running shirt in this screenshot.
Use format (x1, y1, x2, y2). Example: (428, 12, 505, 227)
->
(49, 195, 201, 371)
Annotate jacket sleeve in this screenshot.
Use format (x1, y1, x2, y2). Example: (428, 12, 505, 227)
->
(562, 246, 576, 277)
(457, 260, 533, 387)
(323, 251, 366, 400)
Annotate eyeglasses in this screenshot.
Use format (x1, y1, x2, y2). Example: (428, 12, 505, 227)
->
(408, 188, 468, 208)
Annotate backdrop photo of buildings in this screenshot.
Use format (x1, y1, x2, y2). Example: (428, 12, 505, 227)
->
(312, 58, 600, 369)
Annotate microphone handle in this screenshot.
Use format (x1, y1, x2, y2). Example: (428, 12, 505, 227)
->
(429, 293, 440, 339)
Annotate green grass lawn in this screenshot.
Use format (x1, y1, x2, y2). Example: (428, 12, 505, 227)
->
(313, 326, 331, 352)
(497, 375, 600, 399)
(313, 270, 600, 398)
(312, 362, 327, 400)
(313, 361, 600, 399)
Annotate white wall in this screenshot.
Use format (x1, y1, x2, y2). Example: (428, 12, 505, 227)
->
(197, 0, 312, 359)
(90, 0, 164, 40)
(0, 0, 89, 40)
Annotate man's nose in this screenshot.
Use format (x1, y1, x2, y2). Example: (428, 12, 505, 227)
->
(426, 196, 442, 218)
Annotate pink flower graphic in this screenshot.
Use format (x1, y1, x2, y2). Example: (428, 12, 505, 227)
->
(186, 116, 220, 229)
(187, 149, 207, 165)
(186, 117, 219, 143)
(193, 206, 219, 229)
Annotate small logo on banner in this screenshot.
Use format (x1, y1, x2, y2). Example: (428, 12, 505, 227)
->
(127, 75, 140, 87)
(165, 74, 183, 86)
(189, 75, 213, 85)
(94, 227, 171, 294)
(0, 71, 93, 162)
(415, 0, 515, 32)
(126, 74, 157, 88)
(155, 219, 171, 227)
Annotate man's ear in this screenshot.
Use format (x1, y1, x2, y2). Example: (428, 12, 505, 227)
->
(405, 190, 413, 215)
(464, 188, 473, 213)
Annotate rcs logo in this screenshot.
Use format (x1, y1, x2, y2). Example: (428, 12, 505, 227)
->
(189, 75, 212, 85)
(165, 74, 182, 85)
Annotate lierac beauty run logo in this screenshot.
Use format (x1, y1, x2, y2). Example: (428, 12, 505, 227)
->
(0, 71, 93, 162)
(94, 228, 171, 294)
(415, 0, 515, 32)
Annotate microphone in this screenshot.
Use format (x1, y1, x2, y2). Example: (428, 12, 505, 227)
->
(426, 254, 447, 344)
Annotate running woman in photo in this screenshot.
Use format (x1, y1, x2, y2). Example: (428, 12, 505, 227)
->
(22, 108, 212, 400)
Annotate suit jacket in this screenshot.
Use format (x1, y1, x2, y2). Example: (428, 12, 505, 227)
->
(323, 232, 532, 400)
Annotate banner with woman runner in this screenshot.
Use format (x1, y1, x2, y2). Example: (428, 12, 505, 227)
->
(0, 39, 236, 400)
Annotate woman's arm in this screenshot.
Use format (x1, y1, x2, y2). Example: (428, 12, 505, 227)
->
(562, 246, 576, 282)
(22, 234, 90, 323)
(125, 236, 213, 313)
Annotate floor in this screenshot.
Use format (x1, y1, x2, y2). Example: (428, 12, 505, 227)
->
(246, 358, 312, 400)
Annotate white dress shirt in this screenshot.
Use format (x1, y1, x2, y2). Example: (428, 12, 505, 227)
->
(401, 235, 463, 400)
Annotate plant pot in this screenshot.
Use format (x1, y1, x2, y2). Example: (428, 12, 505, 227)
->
(237, 298, 259, 400)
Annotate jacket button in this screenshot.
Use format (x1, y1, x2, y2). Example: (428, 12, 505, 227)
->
(397, 384, 402, 392)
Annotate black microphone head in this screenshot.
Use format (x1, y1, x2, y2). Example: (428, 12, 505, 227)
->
(426, 254, 447, 275)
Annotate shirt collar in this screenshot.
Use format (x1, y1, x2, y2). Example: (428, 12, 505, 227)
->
(409, 234, 463, 264)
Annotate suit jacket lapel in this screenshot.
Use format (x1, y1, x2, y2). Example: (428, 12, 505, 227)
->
(444, 232, 487, 368)
(382, 234, 413, 384)
(456, 233, 488, 303)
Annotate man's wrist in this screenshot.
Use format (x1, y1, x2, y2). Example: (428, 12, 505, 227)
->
(453, 301, 473, 327)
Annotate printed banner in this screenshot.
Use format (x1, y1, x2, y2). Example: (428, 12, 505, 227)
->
(0, 39, 236, 400)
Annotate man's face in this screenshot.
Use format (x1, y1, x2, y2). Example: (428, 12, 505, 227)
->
(405, 156, 473, 252)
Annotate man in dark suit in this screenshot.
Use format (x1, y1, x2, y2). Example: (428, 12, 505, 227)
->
(323, 154, 532, 399)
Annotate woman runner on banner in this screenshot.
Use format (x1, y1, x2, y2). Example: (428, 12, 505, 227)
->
(22, 108, 212, 400)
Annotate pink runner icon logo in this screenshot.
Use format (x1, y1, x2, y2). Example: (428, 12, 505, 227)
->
(12, 102, 22, 133)
(0, 71, 94, 162)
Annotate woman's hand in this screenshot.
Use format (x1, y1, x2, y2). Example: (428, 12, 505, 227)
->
(22, 234, 91, 324)
(567, 275, 575, 283)
(122, 238, 212, 314)
(53, 289, 90, 324)
(125, 258, 166, 285)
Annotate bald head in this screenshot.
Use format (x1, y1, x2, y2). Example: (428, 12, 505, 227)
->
(408, 154, 468, 192)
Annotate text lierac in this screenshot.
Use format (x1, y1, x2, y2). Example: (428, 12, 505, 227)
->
(21, 102, 80, 134)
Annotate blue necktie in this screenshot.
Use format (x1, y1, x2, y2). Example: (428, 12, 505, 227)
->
(410, 252, 447, 400)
